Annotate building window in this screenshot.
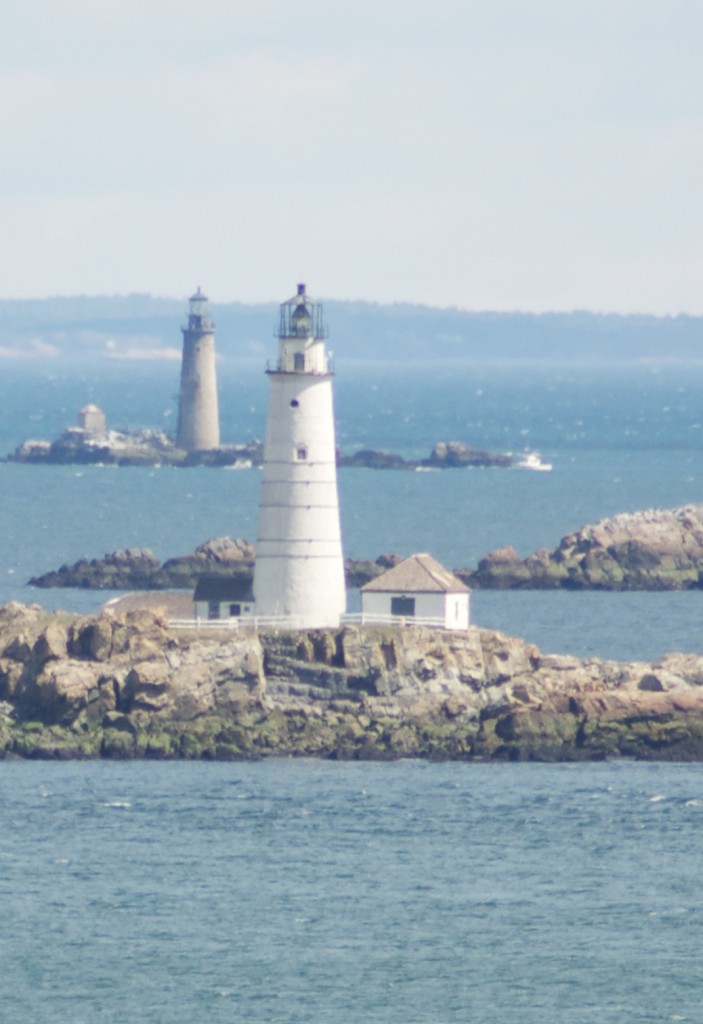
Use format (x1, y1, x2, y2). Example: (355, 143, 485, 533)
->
(296, 446, 308, 461)
(391, 596, 415, 617)
(207, 601, 220, 620)
(293, 352, 305, 371)
(229, 603, 241, 617)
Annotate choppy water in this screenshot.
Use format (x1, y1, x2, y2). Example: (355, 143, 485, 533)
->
(2, 360, 703, 1018)
(1, 759, 701, 1024)
(2, 360, 703, 660)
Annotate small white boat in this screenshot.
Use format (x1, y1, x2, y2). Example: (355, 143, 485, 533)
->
(517, 452, 553, 472)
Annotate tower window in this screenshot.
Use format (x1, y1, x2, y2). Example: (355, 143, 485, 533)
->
(296, 446, 308, 461)
(293, 352, 305, 371)
(290, 399, 299, 408)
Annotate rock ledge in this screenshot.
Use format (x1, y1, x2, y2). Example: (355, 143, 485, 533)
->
(2, 602, 703, 761)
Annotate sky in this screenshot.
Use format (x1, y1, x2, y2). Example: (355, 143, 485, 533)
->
(1, 0, 703, 313)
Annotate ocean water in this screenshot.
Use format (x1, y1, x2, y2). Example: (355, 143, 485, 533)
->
(1, 758, 702, 1024)
(2, 359, 703, 1020)
(1, 359, 703, 661)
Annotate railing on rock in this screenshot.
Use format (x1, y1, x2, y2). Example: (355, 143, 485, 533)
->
(169, 618, 240, 631)
(341, 612, 451, 629)
(170, 613, 461, 631)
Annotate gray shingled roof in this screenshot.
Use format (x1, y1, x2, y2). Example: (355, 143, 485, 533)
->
(193, 576, 255, 602)
(361, 553, 470, 594)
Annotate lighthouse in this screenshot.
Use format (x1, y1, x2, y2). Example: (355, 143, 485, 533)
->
(176, 288, 220, 452)
(253, 284, 346, 628)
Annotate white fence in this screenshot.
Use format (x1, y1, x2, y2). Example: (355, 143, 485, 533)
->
(341, 612, 449, 629)
(170, 613, 455, 631)
(169, 618, 240, 631)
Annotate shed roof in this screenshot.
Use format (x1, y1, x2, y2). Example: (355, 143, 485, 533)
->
(361, 553, 470, 594)
(102, 590, 194, 618)
(193, 576, 254, 602)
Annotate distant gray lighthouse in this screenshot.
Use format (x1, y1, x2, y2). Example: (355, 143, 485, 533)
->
(176, 287, 220, 452)
(253, 284, 346, 628)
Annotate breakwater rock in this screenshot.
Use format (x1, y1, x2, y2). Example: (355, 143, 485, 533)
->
(2, 601, 703, 761)
(459, 506, 703, 590)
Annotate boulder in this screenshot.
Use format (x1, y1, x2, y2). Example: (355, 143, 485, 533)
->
(23, 660, 106, 724)
(33, 622, 69, 665)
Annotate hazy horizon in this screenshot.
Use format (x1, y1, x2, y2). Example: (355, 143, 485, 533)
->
(2, 2, 703, 315)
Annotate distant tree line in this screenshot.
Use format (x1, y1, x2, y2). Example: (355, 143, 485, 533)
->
(0, 294, 700, 363)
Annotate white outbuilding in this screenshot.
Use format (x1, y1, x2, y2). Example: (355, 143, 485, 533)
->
(360, 553, 470, 629)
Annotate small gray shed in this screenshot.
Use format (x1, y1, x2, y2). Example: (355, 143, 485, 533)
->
(193, 576, 255, 621)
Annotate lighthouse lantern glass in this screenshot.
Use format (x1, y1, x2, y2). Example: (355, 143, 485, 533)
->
(190, 296, 206, 318)
(292, 303, 311, 337)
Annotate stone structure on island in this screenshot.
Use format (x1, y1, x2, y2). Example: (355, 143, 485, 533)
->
(252, 284, 346, 628)
(77, 404, 107, 437)
(176, 288, 220, 453)
(361, 553, 470, 628)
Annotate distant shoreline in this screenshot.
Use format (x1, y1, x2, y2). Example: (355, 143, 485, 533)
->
(2, 295, 703, 364)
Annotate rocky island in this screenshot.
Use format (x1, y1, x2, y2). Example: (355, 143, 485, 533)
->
(460, 505, 703, 590)
(1, 601, 703, 761)
(27, 537, 398, 591)
(9, 427, 264, 468)
(28, 505, 703, 593)
(7, 424, 518, 471)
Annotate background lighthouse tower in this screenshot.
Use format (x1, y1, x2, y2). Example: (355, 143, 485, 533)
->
(176, 287, 220, 452)
(253, 284, 346, 628)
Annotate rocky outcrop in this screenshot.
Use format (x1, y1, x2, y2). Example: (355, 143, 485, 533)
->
(29, 538, 256, 590)
(337, 442, 515, 470)
(8, 431, 515, 471)
(31, 505, 703, 594)
(8, 429, 263, 468)
(2, 602, 703, 761)
(460, 506, 703, 590)
(29, 540, 399, 591)
(423, 441, 513, 469)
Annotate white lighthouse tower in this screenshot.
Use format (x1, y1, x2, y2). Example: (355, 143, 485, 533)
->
(176, 287, 220, 452)
(253, 284, 346, 628)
